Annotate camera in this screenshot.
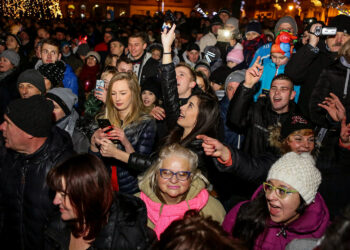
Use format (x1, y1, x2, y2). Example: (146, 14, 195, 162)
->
(217, 29, 242, 42)
(313, 27, 337, 37)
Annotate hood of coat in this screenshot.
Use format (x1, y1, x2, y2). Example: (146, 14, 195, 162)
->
(139, 173, 207, 203)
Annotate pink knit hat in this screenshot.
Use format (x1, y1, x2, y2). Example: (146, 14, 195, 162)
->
(226, 46, 244, 64)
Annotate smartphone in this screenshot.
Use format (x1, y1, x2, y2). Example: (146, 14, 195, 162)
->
(97, 119, 113, 133)
(96, 79, 104, 90)
(162, 10, 175, 32)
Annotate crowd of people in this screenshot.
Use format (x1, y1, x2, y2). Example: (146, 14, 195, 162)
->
(0, 7, 350, 250)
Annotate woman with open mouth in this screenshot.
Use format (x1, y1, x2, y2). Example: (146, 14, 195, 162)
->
(222, 152, 329, 250)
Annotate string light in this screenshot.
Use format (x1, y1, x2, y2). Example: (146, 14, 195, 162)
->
(328, 0, 350, 16)
(0, 0, 62, 19)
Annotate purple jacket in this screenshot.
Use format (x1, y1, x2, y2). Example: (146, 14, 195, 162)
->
(223, 186, 329, 250)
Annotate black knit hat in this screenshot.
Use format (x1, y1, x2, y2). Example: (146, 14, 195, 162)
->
(5, 95, 54, 137)
(186, 43, 200, 52)
(7, 33, 21, 46)
(38, 61, 66, 88)
(246, 21, 262, 35)
(281, 113, 314, 140)
(210, 67, 227, 85)
(329, 15, 350, 34)
(17, 69, 46, 94)
(211, 15, 223, 26)
(141, 77, 162, 100)
(218, 8, 231, 16)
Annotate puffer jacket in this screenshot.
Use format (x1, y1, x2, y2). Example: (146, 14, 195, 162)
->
(136, 174, 226, 239)
(285, 41, 338, 118)
(223, 186, 329, 250)
(0, 127, 75, 250)
(44, 192, 156, 250)
(228, 84, 297, 157)
(97, 115, 157, 194)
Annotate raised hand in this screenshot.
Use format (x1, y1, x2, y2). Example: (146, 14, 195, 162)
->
(318, 93, 346, 122)
(196, 134, 231, 162)
(244, 56, 264, 88)
(161, 24, 176, 52)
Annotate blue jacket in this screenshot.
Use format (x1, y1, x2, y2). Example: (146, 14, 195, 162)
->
(220, 96, 244, 149)
(250, 43, 272, 67)
(63, 64, 79, 97)
(253, 57, 300, 103)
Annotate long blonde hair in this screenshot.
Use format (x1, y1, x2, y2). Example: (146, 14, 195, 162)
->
(98, 72, 146, 128)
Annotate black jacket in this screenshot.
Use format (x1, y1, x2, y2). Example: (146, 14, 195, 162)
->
(44, 192, 156, 250)
(309, 59, 350, 160)
(0, 127, 74, 250)
(285, 41, 338, 118)
(228, 84, 297, 157)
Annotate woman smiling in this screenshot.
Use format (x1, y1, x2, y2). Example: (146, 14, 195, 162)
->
(136, 144, 226, 239)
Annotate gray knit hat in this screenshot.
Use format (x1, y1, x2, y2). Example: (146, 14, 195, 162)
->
(267, 152, 321, 205)
(225, 69, 246, 91)
(17, 69, 46, 94)
(86, 51, 101, 64)
(0, 49, 20, 67)
(226, 17, 239, 30)
(274, 16, 298, 35)
(46, 87, 77, 116)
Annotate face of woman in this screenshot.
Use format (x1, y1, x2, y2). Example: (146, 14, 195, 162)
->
(177, 96, 199, 131)
(196, 76, 206, 91)
(157, 155, 192, 204)
(0, 57, 14, 72)
(102, 73, 114, 90)
(111, 79, 132, 113)
(287, 132, 314, 154)
(265, 179, 301, 224)
(141, 90, 156, 107)
(86, 55, 97, 67)
(6, 36, 19, 50)
(53, 178, 77, 221)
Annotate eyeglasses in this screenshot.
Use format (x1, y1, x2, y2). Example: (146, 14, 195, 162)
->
(159, 169, 191, 181)
(263, 182, 297, 199)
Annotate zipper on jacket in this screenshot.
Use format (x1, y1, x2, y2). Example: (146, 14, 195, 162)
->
(20, 164, 28, 250)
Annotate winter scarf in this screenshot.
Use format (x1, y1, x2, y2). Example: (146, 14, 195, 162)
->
(140, 189, 209, 239)
(79, 64, 100, 93)
(243, 34, 268, 66)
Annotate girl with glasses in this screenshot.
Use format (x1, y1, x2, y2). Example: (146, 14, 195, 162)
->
(222, 152, 329, 250)
(136, 144, 226, 239)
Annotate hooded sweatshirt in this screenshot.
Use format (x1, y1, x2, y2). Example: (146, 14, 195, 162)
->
(136, 176, 226, 239)
(223, 186, 329, 250)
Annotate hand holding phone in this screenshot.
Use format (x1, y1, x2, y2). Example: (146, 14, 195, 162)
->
(162, 10, 175, 33)
(97, 119, 113, 133)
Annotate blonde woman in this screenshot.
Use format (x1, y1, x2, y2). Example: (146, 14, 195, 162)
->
(91, 72, 157, 194)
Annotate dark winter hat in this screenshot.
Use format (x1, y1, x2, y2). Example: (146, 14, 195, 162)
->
(211, 15, 223, 27)
(76, 43, 90, 56)
(7, 33, 22, 46)
(246, 21, 262, 35)
(329, 15, 350, 34)
(210, 68, 227, 85)
(186, 43, 200, 52)
(195, 59, 211, 73)
(218, 8, 231, 16)
(109, 37, 127, 48)
(141, 77, 162, 100)
(147, 43, 163, 53)
(46, 87, 77, 116)
(5, 95, 54, 137)
(0, 49, 20, 67)
(17, 69, 46, 94)
(38, 61, 66, 88)
(274, 16, 298, 35)
(280, 114, 314, 140)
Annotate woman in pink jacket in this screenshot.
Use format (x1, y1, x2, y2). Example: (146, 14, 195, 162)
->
(223, 152, 329, 250)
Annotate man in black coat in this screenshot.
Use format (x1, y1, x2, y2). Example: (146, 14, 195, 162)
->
(0, 96, 74, 250)
(228, 58, 297, 157)
(285, 14, 350, 118)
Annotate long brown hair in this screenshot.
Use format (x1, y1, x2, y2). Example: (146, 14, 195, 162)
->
(47, 154, 113, 241)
